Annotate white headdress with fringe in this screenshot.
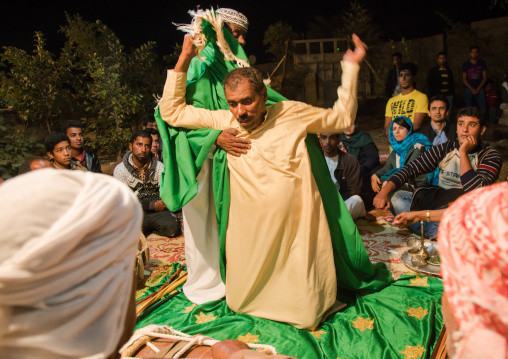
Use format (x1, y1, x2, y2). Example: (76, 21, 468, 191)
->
(173, 8, 250, 68)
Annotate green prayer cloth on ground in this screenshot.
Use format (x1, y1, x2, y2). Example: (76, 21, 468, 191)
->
(137, 265, 443, 359)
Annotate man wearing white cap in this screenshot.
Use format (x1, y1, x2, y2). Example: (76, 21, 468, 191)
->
(0, 169, 142, 358)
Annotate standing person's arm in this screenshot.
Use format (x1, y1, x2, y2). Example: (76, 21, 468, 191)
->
(159, 35, 232, 130)
(412, 113, 426, 131)
(477, 69, 488, 92)
(412, 94, 428, 131)
(462, 71, 475, 92)
(302, 35, 365, 133)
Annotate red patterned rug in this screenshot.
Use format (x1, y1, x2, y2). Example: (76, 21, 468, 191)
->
(144, 213, 420, 279)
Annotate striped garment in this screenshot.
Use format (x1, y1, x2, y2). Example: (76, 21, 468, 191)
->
(390, 139, 502, 192)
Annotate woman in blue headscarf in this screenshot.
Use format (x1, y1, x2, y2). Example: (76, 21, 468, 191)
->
(371, 116, 432, 193)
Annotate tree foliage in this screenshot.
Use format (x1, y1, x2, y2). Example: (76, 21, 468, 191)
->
(263, 21, 297, 61)
(0, 14, 165, 161)
(0, 33, 65, 133)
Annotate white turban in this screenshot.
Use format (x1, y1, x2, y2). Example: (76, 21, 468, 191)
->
(217, 8, 249, 32)
(0, 169, 142, 359)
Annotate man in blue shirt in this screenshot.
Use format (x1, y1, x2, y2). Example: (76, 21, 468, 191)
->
(462, 46, 487, 109)
(418, 95, 457, 146)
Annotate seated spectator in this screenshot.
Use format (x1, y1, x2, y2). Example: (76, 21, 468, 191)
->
(418, 95, 457, 146)
(439, 182, 508, 359)
(484, 79, 499, 125)
(0, 169, 141, 358)
(341, 122, 381, 183)
(144, 127, 162, 162)
(62, 120, 102, 173)
(373, 107, 503, 239)
(44, 133, 87, 171)
(319, 133, 366, 219)
(371, 116, 431, 193)
(114, 130, 180, 238)
(340, 123, 381, 210)
(142, 117, 158, 130)
(18, 157, 51, 175)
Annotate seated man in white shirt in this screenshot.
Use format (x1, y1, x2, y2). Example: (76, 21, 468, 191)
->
(319, 133, 366, 220)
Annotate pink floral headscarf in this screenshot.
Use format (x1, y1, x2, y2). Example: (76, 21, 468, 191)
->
(439, 182, 508, 358)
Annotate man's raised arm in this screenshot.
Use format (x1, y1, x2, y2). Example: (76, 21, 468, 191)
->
(159, 35, 230, 130)
(303, 34, 366, 134)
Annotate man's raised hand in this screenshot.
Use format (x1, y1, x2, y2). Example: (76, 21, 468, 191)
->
(174, 35, 199, 73)
(343, 34, 366, 65)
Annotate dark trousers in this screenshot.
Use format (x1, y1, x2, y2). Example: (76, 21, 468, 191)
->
(142, 211, 181, 238)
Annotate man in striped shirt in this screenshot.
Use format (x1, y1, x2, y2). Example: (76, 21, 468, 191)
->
(373, 106, 502, 238)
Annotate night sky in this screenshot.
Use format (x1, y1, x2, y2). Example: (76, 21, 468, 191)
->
(1, 0, 505, 63)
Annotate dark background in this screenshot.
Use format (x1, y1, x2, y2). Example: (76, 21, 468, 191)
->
(1, 0, 505, 63)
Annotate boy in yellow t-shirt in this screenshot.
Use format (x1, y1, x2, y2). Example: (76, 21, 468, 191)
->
(384, 62, 428, 143)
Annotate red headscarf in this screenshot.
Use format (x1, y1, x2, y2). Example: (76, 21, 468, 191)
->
(439, 182, 508, 358)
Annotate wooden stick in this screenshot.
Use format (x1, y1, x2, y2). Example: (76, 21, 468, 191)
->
(136, 266, 183, 305)
(136, 274, 188, 315)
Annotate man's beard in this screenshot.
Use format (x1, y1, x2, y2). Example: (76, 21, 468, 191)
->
(133, 153, 149, 165)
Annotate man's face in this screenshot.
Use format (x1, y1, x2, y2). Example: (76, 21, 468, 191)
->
(150, 134, 160, 155)
(470, 48, 479, 60)
(66, 127, 83, 150)
(456, 116, 485, 145)
(437, 55, 447, 67)
(319, 133, 340, 156)
(392, 56, 401, 68)
(30, 159, 52, 171)
(428, 100, 448, 123)
(225, 79, 267, 132)
(129, 136, 151, 165)
(48, 141, 72, 168)
(144, 121, 158, 130)
(399, 70, 415, 90)
(226, 23, 246, 47)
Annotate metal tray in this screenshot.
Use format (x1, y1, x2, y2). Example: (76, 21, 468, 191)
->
(401, 241, 441, 277)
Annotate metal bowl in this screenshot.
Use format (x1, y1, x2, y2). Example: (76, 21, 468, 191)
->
(401, 241, 441, 276)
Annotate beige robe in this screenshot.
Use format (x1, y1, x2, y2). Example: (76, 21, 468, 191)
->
(159, 62, 358, 329)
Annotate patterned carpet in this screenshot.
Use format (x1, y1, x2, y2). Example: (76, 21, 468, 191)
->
(144, 211, 422, 279)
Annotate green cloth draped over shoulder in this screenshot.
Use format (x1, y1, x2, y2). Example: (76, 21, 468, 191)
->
(155, 18, 392, 294)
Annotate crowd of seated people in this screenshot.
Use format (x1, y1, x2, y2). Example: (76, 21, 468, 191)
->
(1, 40, 507, 359)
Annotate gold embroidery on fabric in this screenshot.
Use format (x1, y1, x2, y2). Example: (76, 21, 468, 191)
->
(351, 317, 375, 332)
(182, 303, 197, 313)
(309, 329, 327, 338)
(409, 276, 430, 287)
(194, 311, 217, 324)
(135, 287, 149, 301)
(238, 333, 261, 344)
(405, 307, 429, 320)
(399, 345, 425, 359)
